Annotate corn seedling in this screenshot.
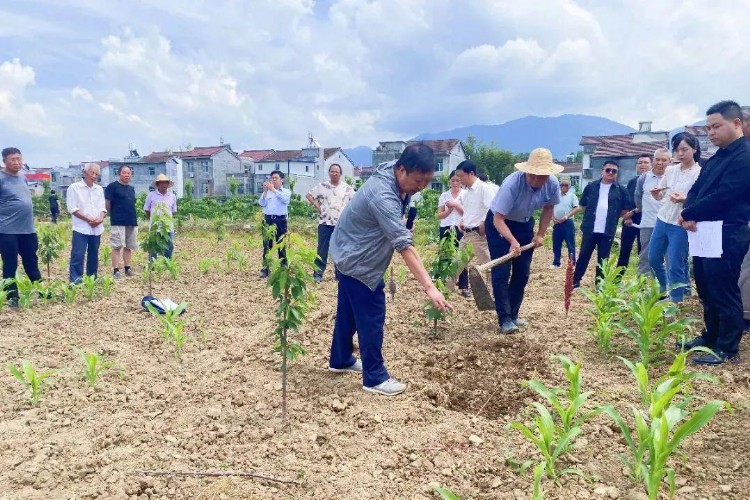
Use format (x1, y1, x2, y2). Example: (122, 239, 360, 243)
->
(265, 232, 316, 424)
(434, 486, 462, 500)
(7, 360, 57, 404)
(620, 276, 694, 368)
(81, 274, 98, 300)
(62, 282, 79, 303)
(226, 243, 247, 271)
(213, 218, 227, 243)
(159, 256, 179, 280)
(37, 223, 65, 278)
(15, 276, 37, 309)
(140, 209, 173, 295)
(145, 302, 189, 361)
(37, 279, 63, 305)
(602, 350, 727, 500)
(424, 229, 473, 335)
(100, 245, 112, 265)
(197, 257, 218, 275)
(73, 348, 117, 388)
(98, 275, 115, 296)
(581, 258, 626, 353)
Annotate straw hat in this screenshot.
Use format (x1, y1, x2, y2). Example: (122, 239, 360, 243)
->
(151, 173, 174, 188)
(514, 148, 564, 175)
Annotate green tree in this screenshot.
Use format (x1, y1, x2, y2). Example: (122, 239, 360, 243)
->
(228, 177, 240, 196)
(184, 180, 194, 200)
(464, 135, 526, 184)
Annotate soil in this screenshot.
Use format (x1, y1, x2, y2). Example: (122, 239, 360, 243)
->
(1, 227, 749, 500)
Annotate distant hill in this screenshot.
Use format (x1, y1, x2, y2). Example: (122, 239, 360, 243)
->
(412, 114, 636, 159)
(342, 146, 373, 167)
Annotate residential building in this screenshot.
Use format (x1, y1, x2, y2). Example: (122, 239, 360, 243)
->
(252, 136, 356, 196)
(682, 125, 717, 162)
(556, 162, 583, 187)
(580, 121, 669, 187)
(370, 139, 467, 190)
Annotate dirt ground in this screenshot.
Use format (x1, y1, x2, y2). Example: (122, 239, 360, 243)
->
(1, 224, 749, 500)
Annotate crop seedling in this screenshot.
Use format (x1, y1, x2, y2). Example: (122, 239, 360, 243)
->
(0, 279, 9, 311)
(265, 232, 317, 424)
(37, 223, 65, 278)
(14, 276, 37, 309)
(213, 218, 227, 243)
(508, 355, 598, 490)
(581, 257, 627, 353)
(140, 208, 174, 295)
(620, 276, 693, 368)
(74, 348, 117, 388)
(37, 279, 63, 305)
(602, 350, 727, 500)
(100, 245, 112, 265)
(62, 282, 79, 303)
(226, 243, 247, 271)
(424, 229, 472, 335)
(159, 256, 179, 280)
(197, 257, 218, 275)
(98, 275, 115, 296)
(81, 274, 98, 300)
(146, 301, 189, 361)
(7, 360, 57, 404)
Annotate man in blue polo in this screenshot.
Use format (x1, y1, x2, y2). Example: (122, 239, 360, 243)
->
(486, 148, 562, 334)
(328, 143, 451, 396)
(258, 170, 291, 278)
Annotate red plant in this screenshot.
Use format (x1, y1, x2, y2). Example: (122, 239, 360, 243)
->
(564, 257, 574, 316)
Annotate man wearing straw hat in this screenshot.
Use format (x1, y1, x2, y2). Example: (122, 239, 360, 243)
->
(486, 148, 562, 334)
(143, 173, 177, 259)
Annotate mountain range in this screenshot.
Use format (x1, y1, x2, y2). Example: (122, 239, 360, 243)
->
(344, 114, 637, 166)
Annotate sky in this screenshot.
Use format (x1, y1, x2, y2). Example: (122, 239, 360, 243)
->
(1, 0, 749, 167)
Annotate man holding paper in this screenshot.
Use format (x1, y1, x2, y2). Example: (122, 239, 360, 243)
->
(678, 100, 750, 365)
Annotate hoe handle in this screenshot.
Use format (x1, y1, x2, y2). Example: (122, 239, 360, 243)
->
(475, 243, 536, 273)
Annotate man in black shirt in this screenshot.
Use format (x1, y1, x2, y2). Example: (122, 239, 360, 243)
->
(616, 154, 651, 268)
(49, 189, 59, 224)
(679, 100, 750, 365)
(104, 165, 138, 279)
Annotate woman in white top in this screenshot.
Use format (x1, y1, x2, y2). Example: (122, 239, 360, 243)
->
(648, 132, 702, 302)
(437, 170, 470, 297)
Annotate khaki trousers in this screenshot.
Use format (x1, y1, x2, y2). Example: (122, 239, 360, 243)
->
(460, 231, 491, 267)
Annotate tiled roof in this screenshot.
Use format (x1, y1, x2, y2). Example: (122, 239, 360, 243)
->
(178, 146, 227, 159)
(580, 134, 668, 158)
(407, 139, 460, 154)
(140, 152, 176, 163)
(324, 147, 341, 159)
(557, 162, 582, 174)
(240, 150, 274, 161)
(261, 150, 303, 162)
(685, 125, 708, 136)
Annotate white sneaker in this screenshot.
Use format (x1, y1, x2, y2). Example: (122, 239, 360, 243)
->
(363, 378, 406, 396)
(550, 265, 560, 269)
(328, 359, 362, 373)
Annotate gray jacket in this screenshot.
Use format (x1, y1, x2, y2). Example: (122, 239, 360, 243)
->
(330, 162, 413, 291)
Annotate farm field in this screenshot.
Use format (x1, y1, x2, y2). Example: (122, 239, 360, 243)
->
(1, 219, 749, 500)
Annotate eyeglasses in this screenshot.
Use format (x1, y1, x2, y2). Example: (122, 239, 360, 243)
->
(560, 183, 570, 187)
(604, 168, 618, 174)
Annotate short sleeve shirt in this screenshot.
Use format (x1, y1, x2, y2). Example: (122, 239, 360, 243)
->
(438, 189, 464, 228)
(490, 171, 560, 222)
(308, 181, 356, 226)
(104, 181, 137, 226)
(0, 171, 34, 234)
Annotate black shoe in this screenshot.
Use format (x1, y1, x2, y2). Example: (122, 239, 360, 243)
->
(676, 336, 708, 351)
(313, 274, 323, 284)
(692, 349, 738, 366)
(124, 267, 134, 277)
(259, 269, 269, 279)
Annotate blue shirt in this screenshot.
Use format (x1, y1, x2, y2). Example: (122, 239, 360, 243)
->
(330, 162, 413, 291)
(553, 191, 579, 220)
(490, 171, 560, 222)
(258, 187, 291, 216)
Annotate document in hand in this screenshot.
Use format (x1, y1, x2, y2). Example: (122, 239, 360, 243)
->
(687, 221, 723, 258)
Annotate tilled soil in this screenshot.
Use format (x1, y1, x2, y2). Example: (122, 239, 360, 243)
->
(1, 230, 749, 500)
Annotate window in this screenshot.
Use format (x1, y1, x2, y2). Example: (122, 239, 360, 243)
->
(203, 162, 209, 173)
(188, 162, 194, 173)
(275, 163, 280, 169)
(436, 159, 444, 171)
(148, 166, 155, 176)
(256, 182, 264, 193)
(258, 165, 263, 171)
(112, 166, 118, 176)
(431, 182, 443, 191)
(305, 165, 309, 173)
(202, 183, 209, 195)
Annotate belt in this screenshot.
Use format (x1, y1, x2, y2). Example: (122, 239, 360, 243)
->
(264, 214, 287, 220)
(464, 227, 480, 233)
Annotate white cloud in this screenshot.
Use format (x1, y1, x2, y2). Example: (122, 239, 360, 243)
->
(0, 58, 52, 136)
(71, 86, 93, 101)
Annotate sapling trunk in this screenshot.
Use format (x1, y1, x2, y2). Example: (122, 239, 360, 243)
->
(47, 263, 51, 279)
(281, 286, 290, 424)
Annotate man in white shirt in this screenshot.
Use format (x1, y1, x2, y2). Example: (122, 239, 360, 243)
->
(628, 149, 669, 275)
(66, 163, 107, 283)
(454, 160, 494, 266)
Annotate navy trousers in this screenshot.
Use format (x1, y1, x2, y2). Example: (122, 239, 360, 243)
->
(0, 233, 42, 300)
(552, 219, 576, 266)
(262, 215, 287, 270)
(616, 222, 641, 268)
(574, 232, 614, 286)
(485, 213, 535, 326)
(438, 225, 469, 290)
(314, 224, 335, 277)
(694, 224, 750, 355)
(329, 271, 389, 387)
(69, 231, 101, 283)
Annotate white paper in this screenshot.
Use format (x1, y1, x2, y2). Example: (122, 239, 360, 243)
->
(687, 221, 723, 258)
(630, 223, 641, 229)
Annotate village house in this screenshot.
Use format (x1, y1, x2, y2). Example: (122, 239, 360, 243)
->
(580, 121, 669, 187)
(370, 139, 467, 190)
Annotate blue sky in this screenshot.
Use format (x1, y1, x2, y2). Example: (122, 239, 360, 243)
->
(1, 0, 749, 167)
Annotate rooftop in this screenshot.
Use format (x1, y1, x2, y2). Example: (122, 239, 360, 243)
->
(240, 150, 275, 161)
(580, 134, 669, 158)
